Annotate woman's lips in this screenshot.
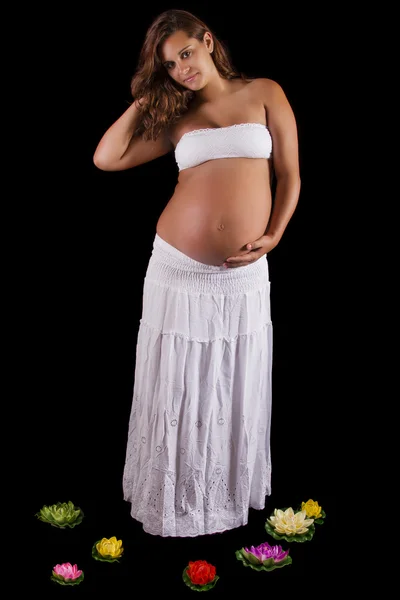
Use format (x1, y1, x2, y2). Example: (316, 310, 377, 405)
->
(185, 73, 198, 83)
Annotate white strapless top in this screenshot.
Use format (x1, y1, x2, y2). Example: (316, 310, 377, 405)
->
(174, 122, 272, 171)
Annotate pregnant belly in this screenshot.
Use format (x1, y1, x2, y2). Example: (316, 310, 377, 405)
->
(156, 158, 272, 265)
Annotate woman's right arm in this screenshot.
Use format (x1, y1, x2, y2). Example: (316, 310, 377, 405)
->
(93, 100, 173, 171)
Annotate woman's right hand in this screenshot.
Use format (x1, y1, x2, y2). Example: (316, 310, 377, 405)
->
(134, 96, 148, 110)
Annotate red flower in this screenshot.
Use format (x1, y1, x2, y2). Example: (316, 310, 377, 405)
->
(186, 560, 216, 586)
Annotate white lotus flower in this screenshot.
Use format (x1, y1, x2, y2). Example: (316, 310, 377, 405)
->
(267, 507, 314, 535)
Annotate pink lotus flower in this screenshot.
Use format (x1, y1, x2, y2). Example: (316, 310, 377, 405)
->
(51, 562, 84, 585)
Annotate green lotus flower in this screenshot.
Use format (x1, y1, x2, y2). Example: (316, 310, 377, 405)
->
(35, 501, 84, 529)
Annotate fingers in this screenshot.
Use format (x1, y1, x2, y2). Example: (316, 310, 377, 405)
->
(223, 251, 257, 268)
(223, 239, 263, 268)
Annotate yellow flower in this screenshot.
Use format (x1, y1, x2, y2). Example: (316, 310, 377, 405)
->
(96, 536, 124, 558)
(267, 507, 314, 536)
(301, 499, 322, 519)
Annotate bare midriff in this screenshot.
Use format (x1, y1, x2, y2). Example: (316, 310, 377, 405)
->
(156, 157, 272, 265)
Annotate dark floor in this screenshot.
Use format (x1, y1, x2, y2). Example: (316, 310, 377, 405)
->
(32, 490, 336, 594)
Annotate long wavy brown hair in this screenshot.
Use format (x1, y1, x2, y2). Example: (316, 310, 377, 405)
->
(131, 9, 246, 140)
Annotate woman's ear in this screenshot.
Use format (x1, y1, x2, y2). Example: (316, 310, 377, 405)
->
(203, 32, 214, 54)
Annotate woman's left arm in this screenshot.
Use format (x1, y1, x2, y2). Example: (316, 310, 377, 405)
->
(224, 78, 301, 267)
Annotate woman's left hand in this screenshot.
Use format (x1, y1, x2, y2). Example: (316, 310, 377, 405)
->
(223, 234, 276, 268)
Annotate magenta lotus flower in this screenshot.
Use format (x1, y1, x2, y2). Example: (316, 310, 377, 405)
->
(245, 542, 289, 563)
(236, 541, 292, 571)
(51, 562, 84, 586)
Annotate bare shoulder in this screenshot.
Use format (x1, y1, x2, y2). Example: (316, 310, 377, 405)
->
(247, 77, 287, 101)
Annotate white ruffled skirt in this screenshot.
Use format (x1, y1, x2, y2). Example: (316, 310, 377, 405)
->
(123, 234, 272, 537)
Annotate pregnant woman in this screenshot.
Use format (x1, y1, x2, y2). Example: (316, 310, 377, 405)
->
(93, 8, 301, 537)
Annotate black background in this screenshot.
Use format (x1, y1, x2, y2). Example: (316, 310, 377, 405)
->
(26, 1, 341, 592)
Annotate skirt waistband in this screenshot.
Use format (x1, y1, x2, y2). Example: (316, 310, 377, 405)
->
(148, 234, 269, 295)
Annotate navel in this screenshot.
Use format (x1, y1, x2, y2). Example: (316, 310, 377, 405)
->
(217, 223, 225, 231)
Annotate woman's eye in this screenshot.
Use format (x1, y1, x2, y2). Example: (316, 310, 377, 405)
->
(164, 50, 191, 69)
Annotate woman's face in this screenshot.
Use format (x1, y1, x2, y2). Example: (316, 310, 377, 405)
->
(160, 30, 214, 90)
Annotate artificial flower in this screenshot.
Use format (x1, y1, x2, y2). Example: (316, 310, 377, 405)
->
(268, 507, 314, 535)
(51, 562, 84, 586)
(265, 507, 316, 542)
(236, 541, 292, 571)
(301, 499, 326, 524)
(35, 501, 84, 528)
(92, 536, 124, 562)
(182, 559, 219, 591)
(301, 499, 322, 519)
